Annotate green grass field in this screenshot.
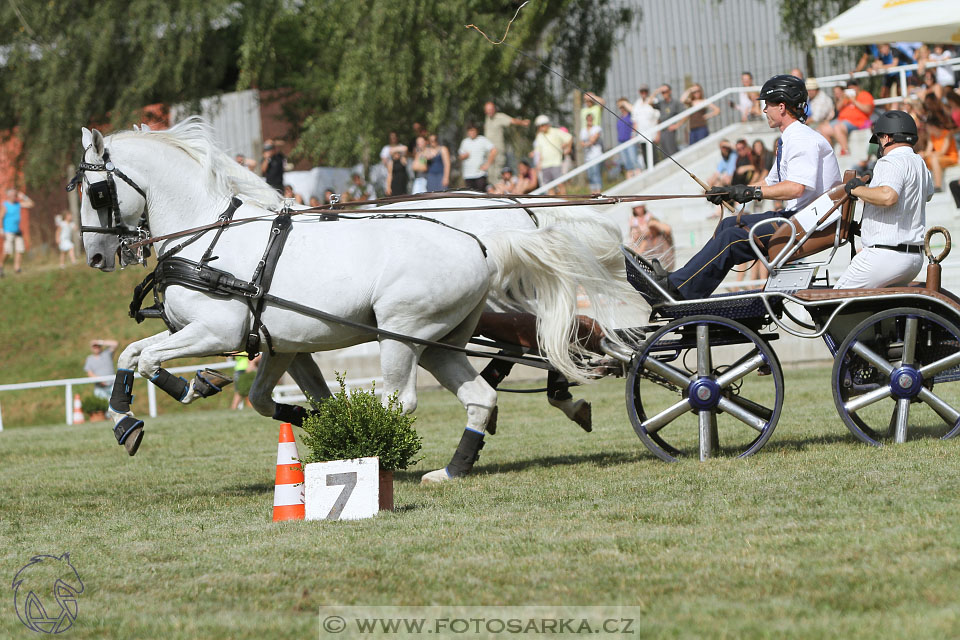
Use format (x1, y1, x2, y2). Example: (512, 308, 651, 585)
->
(3, 369, 960, 639)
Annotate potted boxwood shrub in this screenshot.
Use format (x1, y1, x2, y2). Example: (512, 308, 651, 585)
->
(301, 374, 421, 512)
(81, 394, 109, 422)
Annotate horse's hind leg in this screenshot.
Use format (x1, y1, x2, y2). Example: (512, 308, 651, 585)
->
(418, 349, 498, 484)
(246, 352, 300, 422)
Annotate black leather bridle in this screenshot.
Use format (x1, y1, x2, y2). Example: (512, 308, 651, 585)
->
(66, 147, 151, 265)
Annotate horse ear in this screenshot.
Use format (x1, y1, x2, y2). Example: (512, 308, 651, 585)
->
(140, 122, 151, 132)
(91, 129, 105, 156)
(81, 127, 93, 149)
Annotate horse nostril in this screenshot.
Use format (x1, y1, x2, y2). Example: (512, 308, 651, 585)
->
(90, 253, 104, 268)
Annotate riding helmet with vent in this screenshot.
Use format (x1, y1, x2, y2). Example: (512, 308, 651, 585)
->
(869, 110, 918, 145)
(758, 74, 808, 120)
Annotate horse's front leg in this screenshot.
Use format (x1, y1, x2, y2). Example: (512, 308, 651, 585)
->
(110, 323, 238, 456)
(107, 331, 171, 456)
(266, 352, 333, 426)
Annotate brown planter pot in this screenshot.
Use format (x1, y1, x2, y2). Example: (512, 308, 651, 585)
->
(89, 411, 107, 422)
(379, 470, 394, 512)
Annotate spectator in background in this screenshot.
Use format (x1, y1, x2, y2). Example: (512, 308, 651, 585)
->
(928, 44, 956, 89)
(707, 140, 738, 188)
(386, 146, 409, 197)
(806, 80, 835, 128)
(425, 134, 451, 192)
(581, 92, 606, 130)
(458, 123, 496, 193)
(344, 171, 376, 204)
(631, 85, 660, 167)
(483, 101, 530, 180)
(616, 98, 643, 179)
(515, 160, 539, 194)
(857, 43, 914, 98)
(921, 113, 957, 192)
(732, 72, 761, 122)
(231, 354, 260, 410)
(235, 154, 246, 165)
(651, 84, 683, 160)
(819, 79, 874, 156)
(85, 339, 118, 401)
(580, 113, 604, 192)
(490, 167, 519, 194)
(55, 211, 77, 268)
(379, 132, 406, 167)
(261, 140, 286, 192)
(750, 139, 773, 186)
(322, 187, 337, 205)
(731, 139, 755, 186)
(409, 135, 430, 194)
(945, 91, 960, 129)
(282, 184, 304, 204)
(921, 69, 943, 101)
(680, 83, 720, 145)
(532, 115, 573, 195)
(308, 195, 322, 207)
(1, 188, 33, 277)
(629, 205, 675, 270)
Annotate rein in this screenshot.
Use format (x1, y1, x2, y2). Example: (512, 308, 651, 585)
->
(127, 191, 711, 251)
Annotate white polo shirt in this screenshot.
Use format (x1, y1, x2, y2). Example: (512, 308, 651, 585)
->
(766, 120, 842, 211)
(861, 146, 932, 247)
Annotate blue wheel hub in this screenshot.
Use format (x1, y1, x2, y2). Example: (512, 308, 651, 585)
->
(889, 366, 923, 399)
(687, 378, 721, 410)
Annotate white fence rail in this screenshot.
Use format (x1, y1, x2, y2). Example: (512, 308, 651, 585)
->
(0, 361, 386, 432)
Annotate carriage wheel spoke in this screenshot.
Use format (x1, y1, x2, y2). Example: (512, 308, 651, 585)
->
(643, 356, 692, 388)
(893, 397, 911, 443)
(916, 387, 960, 426)
(696, 326, 712, 377)
(902, 317, 919, 365)
(716, 350, 765, 389)
(919, 351, 960, 380)
(844, 385, 893, 414)
(699, 410, 717, 460)
(643, 398, 693, 434)
(850, 342, 895, 376)
(717, 397, 766, 432)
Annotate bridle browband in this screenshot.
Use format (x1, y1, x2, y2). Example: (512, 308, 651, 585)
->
(66, 147, 151, 265)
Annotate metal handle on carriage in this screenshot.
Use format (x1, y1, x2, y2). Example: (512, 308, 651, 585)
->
(748, 216, 797, 273)
(925, 226, 951, 264)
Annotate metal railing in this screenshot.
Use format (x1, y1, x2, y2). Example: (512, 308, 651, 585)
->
(534, 56, 960, 195)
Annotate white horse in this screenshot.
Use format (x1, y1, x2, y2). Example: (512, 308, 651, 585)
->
(76, 118, 647, 483)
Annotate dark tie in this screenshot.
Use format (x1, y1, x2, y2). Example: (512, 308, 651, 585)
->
(776, 138, 782, 180)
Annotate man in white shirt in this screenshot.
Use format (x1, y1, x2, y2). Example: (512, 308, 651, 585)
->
(631, 85, 660, 167)
(531, 114, 573, 195)
(579, 113, 604, 192)
(836, 110, 932, 289)
(458, 123, 496, 193)
(652, 75, 841, 300)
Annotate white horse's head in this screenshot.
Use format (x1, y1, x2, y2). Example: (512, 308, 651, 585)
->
(72, 126, 149, 271)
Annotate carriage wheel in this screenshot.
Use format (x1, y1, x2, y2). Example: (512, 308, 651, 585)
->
(832, 307, 960, 446)
(625, 315, 784, 462)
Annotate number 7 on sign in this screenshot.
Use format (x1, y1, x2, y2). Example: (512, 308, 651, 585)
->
(325, 472, 358, 520)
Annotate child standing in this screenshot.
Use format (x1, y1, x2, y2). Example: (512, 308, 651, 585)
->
(56, 211, 77, 268)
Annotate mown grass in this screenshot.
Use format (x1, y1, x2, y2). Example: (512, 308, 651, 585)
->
(3, 370, 960, 639)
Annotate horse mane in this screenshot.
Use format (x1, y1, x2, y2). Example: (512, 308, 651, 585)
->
(110, 117, 283, 209)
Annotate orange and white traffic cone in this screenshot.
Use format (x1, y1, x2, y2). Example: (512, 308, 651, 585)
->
(72, 393, 85, 424)
(273, 423, 305, 522)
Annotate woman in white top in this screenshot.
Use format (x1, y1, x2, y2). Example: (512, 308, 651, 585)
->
(55, 211, 77, 268)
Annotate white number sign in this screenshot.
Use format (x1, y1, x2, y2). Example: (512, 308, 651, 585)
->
(304, 456, 380, 521)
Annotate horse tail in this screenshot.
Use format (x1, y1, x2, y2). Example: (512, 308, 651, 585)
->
(485, 223, 650, 383)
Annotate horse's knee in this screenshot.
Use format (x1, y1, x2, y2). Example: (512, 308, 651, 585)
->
(117, 345, 139, 371)
(392, 389, 417, 415)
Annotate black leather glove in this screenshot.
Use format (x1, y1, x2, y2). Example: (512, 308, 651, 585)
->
(844, 176, 867, 199)
(706, 184, 761, 205)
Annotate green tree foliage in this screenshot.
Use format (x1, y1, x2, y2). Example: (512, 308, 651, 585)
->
(776, 0, 859, 76)
(0, 0, 634, 185)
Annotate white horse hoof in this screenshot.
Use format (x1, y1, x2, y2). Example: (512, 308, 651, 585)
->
(548, 397, 593, 432)
(421, 468, 453, 485)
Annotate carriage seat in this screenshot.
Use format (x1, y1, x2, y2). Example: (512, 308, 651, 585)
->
(765, 170, 858, 265)
(792, 285, 960, 316)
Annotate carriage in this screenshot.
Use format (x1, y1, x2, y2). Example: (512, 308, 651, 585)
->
(74, 121, 959, 477)
(610, 172, 960, 461)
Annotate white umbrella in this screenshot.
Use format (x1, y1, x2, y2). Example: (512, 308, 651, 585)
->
(814, 0, 960, 47)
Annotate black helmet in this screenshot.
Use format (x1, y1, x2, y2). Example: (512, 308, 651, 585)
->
(870, 110, 918, 145)
(758, 74, 808, 120)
